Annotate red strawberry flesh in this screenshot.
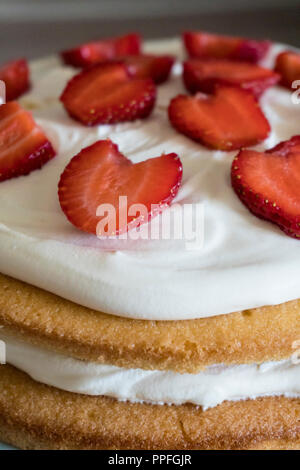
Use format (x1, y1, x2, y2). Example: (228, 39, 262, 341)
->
(168, 86, 270, 151)
(232, 136, 300, 238)
(183, 59, 279, 97)
(0, 101, 55, 181)
(121, 54, 175, 84)
(275, 51, 300, 89)
(60, 62, 156, 126)
(183, 31, 270, 63)
(58, 139, 182, 236)
(0, 59, 30, 101)
(61, 33, 141, 68)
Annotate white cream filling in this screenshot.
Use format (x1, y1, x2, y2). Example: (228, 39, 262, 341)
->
(2, 334, 300, 410)
(0, 39, 300, 321)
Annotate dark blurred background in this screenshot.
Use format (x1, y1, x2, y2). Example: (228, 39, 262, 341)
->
(1, 0, 299, 62)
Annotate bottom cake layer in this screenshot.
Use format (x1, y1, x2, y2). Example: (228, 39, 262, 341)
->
(0, 365, 299, 450)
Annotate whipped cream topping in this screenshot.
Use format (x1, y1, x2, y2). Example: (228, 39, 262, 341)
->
(2, 334, 300, 409)
(0, 39, 300, 320)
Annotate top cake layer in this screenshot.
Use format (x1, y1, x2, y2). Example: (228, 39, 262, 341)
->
(0, 38, 300, 320)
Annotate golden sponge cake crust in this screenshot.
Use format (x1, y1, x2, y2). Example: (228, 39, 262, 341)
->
(0, 365, 299, 450)
(0, 273, 298, 373)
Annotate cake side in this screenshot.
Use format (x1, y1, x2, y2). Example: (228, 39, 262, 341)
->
(0, 365, 299, 450)
(0, 274, 298, 373)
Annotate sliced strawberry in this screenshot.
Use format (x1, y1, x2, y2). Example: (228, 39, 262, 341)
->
(168, 86, 270, 151)
(183, 58, 279, 97)
(0, 59, 30, 101)
(231, 136, 300, 238)
(183, 31, 270, 63)
(275, 51, 300, 90)
(58, 139, 182, 236)
(61, 33, 141, 68)
(119, 54, 175, 84)
(60, 62, 156, 126)
(0, 102, 55, 182)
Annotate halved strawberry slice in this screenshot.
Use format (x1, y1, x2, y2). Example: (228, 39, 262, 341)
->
(58, 139, 182, 236)
(119, 54, 175, 84)
(168, 86, 270, 151)
(60, 62, 156, 126)
(275, 51, 300, 90)
(183, 31, 270, 63)
(0, 59, 30, 101)
(61, 33, 141, 68)
(0, 101, 56, 182)
(183, 59, 279, 97)
(231, 136, 300, 238)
